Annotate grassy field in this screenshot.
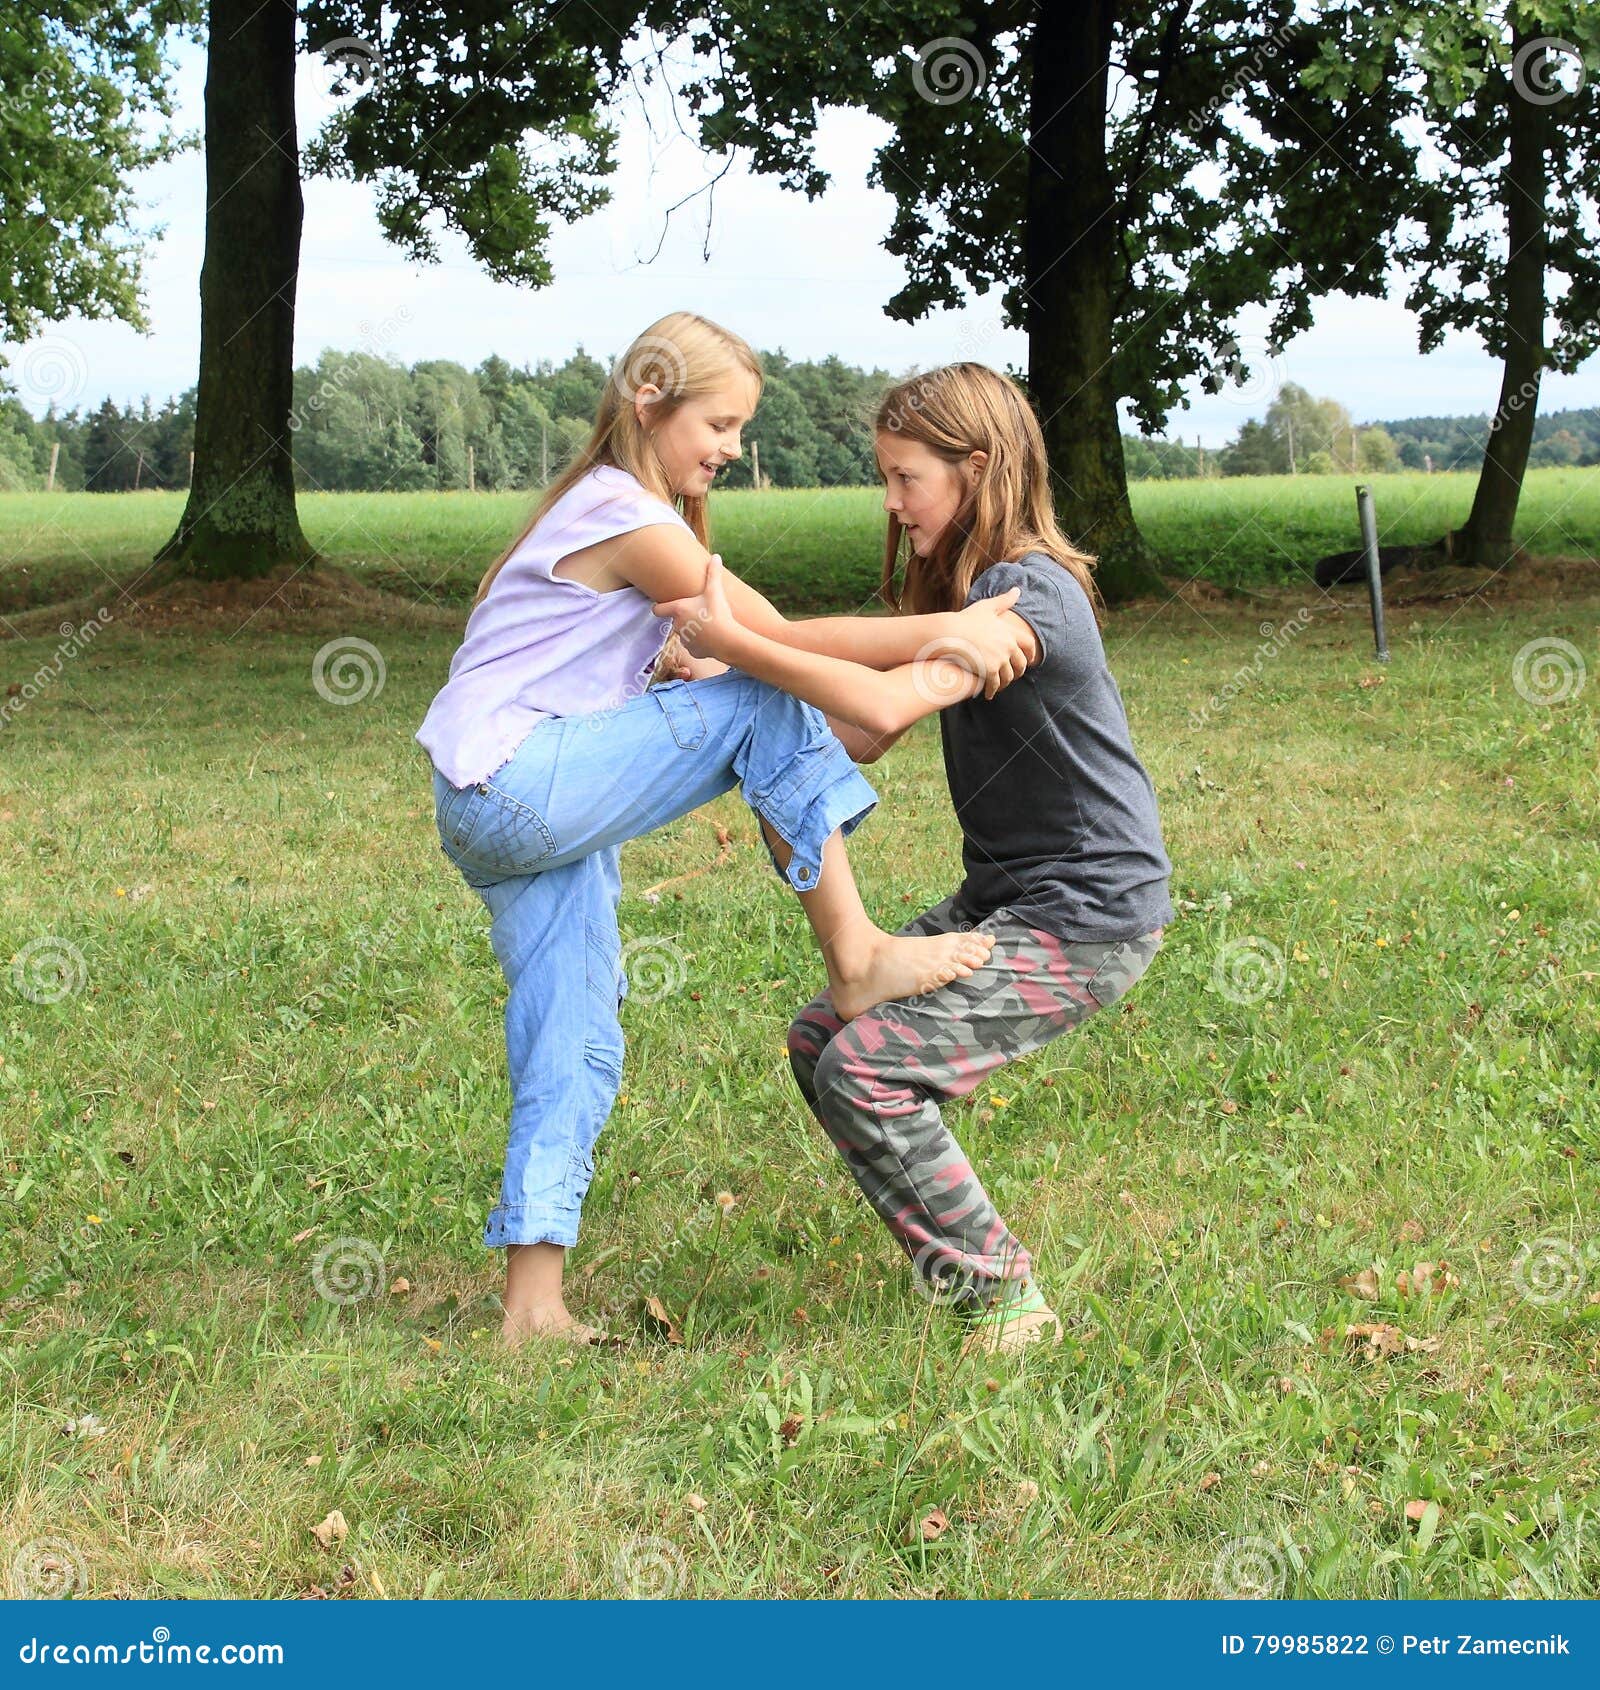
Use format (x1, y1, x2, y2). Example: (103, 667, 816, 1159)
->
(1, 520, 1596, 1598)
(1, 466, 1597, 615)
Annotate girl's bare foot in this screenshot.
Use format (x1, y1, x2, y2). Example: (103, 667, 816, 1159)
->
(832, 929, 994, 1022)
(501, 1303, 610, 1349)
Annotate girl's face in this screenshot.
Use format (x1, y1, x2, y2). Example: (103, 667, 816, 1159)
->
(875, 431, 982, 556)
(641, 372, 759, 497)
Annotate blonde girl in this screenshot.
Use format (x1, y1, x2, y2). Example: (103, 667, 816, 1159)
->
(420, 318, 1034, 1346)
(655, 362, 1173, 1356)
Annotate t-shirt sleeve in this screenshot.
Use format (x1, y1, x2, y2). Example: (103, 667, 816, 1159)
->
(521, 470, 691, 575)
(967, 555, 1101, 676)
(570, 486, 690, 551)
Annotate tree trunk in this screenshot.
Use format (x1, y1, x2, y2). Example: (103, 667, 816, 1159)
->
(1025, 0, 1165, 603)
(156, 0, 309, 581)
(1453, 26, 1548, 570)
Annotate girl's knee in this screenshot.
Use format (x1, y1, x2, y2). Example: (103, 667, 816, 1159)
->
(787, 1002, 842, 1064)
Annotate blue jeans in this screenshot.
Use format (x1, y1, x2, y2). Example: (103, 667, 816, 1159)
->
(431, 672, 879, 1249)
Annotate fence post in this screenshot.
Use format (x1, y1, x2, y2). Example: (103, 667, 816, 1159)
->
(46, 441, 60, 491)
(1355, 483, 1390, 664)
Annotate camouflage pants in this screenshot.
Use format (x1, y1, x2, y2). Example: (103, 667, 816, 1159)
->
(786, 896, 1164, 1311)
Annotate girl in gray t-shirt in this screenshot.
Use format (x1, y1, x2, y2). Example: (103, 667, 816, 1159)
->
(656, 362, 1172, 1357)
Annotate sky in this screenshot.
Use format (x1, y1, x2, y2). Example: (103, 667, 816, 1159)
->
(7, 36, 1597, 447)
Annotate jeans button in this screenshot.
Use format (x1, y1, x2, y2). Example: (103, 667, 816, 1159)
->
(797, 865, 812, 883)
(476, 782, 489, 795)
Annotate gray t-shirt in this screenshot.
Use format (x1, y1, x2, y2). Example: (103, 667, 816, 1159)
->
(939, 552, 1174, 943)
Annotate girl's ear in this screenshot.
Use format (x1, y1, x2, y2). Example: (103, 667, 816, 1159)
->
(633, 384, 663, 424)
(966, 448, 989, 484)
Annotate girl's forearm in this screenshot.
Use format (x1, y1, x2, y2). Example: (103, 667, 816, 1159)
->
(725, 625, 968, 739)
(774, 610, 960, 670)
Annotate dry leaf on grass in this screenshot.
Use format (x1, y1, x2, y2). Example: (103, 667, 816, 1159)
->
(918, 1508, 949, 1543)
(1331, 1322, 1442, 1361)
(310, 1509, 348, 1550)
(1395, 1260, 1459, 1297)
(643, 1294, 683, 1345)
(1339, 1267, 1381, 1301)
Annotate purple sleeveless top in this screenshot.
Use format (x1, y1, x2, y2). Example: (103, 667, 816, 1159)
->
(416, 465, 691, 788)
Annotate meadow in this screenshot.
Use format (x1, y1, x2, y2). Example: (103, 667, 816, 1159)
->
(1, 465, 1598, 615)
(0, 483, 1597, 1599)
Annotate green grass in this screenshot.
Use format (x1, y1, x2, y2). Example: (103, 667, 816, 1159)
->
(2, 465, 1596, 616)
(2, 562, 1597, 1597)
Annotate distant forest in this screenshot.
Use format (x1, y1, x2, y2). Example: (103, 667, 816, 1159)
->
(3, 347, 1597, 494)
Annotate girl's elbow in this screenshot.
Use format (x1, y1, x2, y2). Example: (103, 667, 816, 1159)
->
(860, 699, 908, 740)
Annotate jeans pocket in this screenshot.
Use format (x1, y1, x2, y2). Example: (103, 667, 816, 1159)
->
(464, 782, 558, 874)
(1084, 929, 1163, 1010)
(652, 680, 708, 751)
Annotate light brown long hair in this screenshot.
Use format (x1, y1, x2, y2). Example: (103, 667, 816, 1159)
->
(874, 362, 1103, 626)
(472, 311, 763, 608)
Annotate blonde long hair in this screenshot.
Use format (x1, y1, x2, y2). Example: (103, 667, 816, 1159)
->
(874, 362, 1103, 625)
(472, 311, 763, 608)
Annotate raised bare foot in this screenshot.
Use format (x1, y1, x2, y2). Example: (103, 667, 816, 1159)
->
(832, 929, 994, 1022)
(501, 1304, 611, 1350)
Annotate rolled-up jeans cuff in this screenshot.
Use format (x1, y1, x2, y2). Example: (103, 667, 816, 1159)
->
(483, 1202, 579, 1250)
(755, 764, 878, 890)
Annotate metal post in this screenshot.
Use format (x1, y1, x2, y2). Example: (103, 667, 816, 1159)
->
(1355, 483, 1389, 663)
(47, 441, 60, 491)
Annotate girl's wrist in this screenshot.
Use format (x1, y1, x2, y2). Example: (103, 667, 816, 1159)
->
(933, 611, 967, 660)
